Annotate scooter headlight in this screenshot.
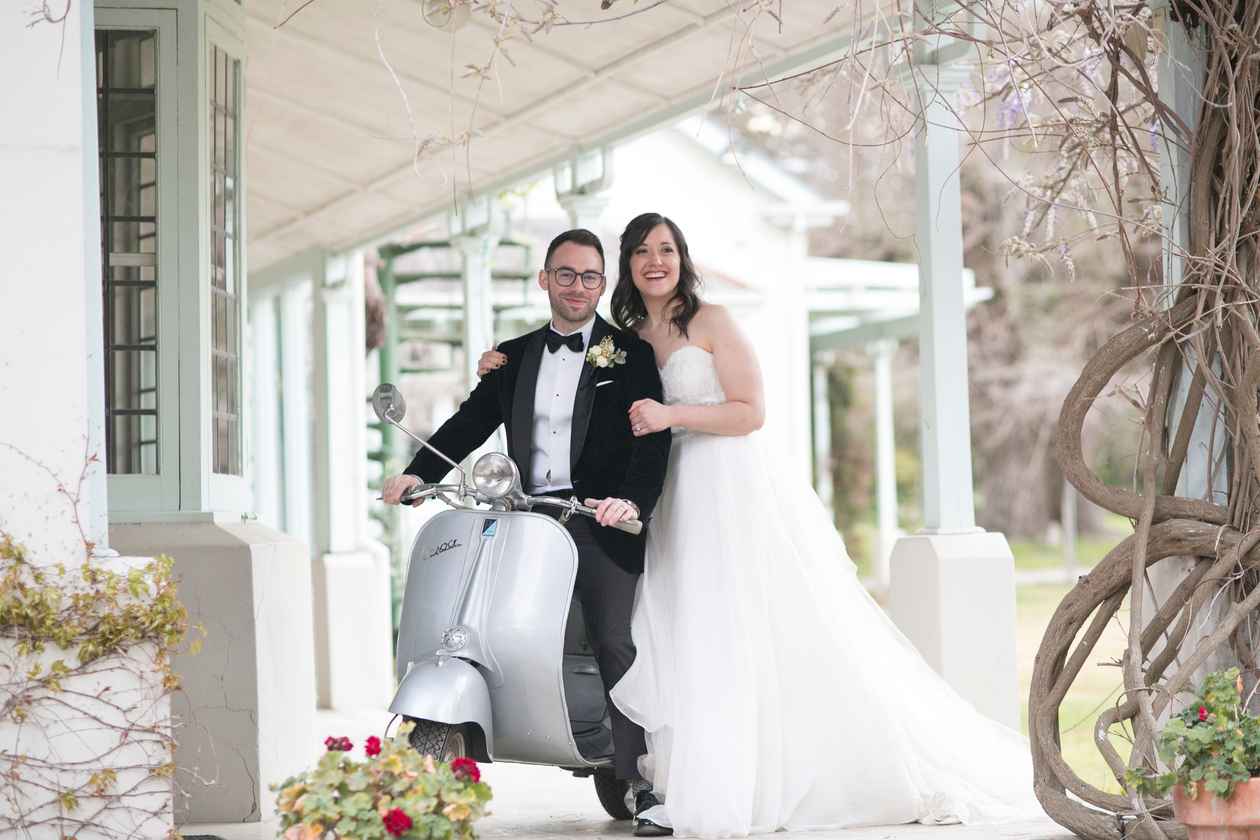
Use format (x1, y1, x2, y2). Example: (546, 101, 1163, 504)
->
(472, 453, 519, 499)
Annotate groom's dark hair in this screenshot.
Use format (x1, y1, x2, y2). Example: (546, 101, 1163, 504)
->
(544, 228, 605, 270)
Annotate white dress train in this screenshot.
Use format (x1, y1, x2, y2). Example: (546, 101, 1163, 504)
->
(610, 346, 1043, 838)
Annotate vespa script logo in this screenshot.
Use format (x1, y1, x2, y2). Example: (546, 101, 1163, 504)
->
(428, 538, 463, 559)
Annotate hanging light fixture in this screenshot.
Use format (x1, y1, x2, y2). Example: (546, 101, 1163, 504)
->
(420, 0, 470, 32)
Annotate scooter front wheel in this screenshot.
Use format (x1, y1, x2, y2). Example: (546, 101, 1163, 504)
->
(405, 717, 467, 763)
(593, 769, 633, 820)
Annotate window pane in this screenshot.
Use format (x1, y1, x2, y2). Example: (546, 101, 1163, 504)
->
(108, 158, 157, 218)
(109, 285, 158, 345)
(210, 44, 243, 476)
(98, 28, 162, 476)
(103, 93, 156, 154)
(99, 31, 156, 90)
(111, 415, 158, 474)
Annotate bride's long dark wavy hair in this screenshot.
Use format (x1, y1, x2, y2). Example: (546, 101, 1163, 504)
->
(611, 212, 703, 337)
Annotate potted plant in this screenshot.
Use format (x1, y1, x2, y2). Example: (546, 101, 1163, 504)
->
(1128, 668, 1260, 839)
(272, 722, 492, 839)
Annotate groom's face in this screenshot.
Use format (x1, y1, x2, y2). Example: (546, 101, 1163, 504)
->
(539, 242, 605, 327)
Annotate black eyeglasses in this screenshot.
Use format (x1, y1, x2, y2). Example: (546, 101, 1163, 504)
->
(550, 267, 605, 289)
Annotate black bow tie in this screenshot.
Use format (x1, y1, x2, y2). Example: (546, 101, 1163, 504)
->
(546, 330, 585, 354)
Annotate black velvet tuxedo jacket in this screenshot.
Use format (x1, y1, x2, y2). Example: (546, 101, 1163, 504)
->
(404, 315, 671, 574)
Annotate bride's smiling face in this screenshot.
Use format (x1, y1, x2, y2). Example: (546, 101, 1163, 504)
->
(630, 224, 681, 300)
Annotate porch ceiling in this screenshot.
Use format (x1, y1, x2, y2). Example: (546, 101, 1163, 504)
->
(245, 0, 893, 271)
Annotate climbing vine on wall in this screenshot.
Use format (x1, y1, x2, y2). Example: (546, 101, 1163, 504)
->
(0, 473, 201, 837)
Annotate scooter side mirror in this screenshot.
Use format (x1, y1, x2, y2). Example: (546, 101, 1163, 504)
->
(371, 383, 407, 424)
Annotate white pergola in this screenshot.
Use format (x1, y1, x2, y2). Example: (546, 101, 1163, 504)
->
(1, 0, 1034, 829)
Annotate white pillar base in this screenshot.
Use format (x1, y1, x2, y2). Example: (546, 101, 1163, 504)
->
(110, 519, 317, 823)
(888, 530, 1018, 729)
(313, 544, 395, 711)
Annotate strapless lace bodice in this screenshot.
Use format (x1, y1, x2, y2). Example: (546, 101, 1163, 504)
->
(659, 345, 725, 407)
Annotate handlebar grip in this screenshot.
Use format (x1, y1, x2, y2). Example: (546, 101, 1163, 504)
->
(613, 518, 643, 536)
(399, 485, 428, 505)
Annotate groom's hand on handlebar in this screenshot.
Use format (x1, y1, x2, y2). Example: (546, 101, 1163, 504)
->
(382, 474, 423, 506)
(584, 497, 639, 528)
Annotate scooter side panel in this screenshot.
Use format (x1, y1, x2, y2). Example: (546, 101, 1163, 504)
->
(395, 510, 594, 767)
(480, 512, 595, 767)
(395, 511, 486, 682)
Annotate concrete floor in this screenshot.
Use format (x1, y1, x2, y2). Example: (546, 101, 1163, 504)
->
(184, 709, 1075, 840)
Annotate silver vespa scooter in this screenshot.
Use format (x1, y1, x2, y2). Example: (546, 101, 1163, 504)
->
(372, 383, 643, 820)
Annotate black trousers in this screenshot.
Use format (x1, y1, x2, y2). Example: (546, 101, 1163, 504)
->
(539, 500, 647, 780)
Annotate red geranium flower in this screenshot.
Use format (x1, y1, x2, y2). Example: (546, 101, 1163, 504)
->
(451, 756, 480, 782)
(324, 735, 353, 752)
(1198, 705, 1209, 722)
(365, 735, 382, 757)
(382, 807, 412, 836)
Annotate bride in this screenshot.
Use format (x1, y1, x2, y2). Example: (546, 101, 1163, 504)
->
(478, 212, 1042, 838)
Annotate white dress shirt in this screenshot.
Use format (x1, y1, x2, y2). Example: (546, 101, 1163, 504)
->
(529, 317, 596, 493)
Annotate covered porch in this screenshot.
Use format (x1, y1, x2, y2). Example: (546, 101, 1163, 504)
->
(3, 0, 1018, 830)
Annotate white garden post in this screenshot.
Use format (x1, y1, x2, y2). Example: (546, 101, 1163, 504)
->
(311, 252, 394, 711)
(453, 227, 500, 393)
(887, 53, 1019, 728)
(1148, 5, 1231, 683)
(871, 339, 899, 587)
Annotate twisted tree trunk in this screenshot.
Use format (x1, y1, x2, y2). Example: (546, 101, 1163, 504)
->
(1029, 3, 1260, 836)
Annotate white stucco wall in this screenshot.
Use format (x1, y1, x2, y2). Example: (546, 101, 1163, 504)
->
(0, 8, 174, 838)
(0, 6, 106, 557)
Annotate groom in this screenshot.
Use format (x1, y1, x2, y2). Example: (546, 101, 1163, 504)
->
(381, 228, 672, 832)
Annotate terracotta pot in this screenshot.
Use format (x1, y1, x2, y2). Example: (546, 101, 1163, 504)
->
(1174, 779, 1260, 840)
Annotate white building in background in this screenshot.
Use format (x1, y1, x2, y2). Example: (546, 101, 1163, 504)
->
(0, 0, 1057, 833)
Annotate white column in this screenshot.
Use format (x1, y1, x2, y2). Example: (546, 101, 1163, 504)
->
(811, 358, 834, 510)
(1061, 480, 1078, 576)
(311, 252, 394, 710)
(250, 295, 283, 530)
(870, 339, 899, 586)
(1148, 10, 1230, 685)
(452, 229, 498, 392)
(556, 148, 614, 232)
(280, 282, 313, 549)
(914, 69, 977, 533)
(558, 191, 613, 231)
(888, 64, 1018, 729)
(0, 4, 108, 560)
(1157, 5, 1205, 290)
(0, 5, 171, 837)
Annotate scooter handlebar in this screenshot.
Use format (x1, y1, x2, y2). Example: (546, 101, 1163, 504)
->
(380, 485, 643, 534)
(525, 496, 643, 536)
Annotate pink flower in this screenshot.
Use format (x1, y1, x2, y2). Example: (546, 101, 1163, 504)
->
(365, 735, 382, 757)
(451, 756, 480, 782)
(382, 807, 412, 836)
(1198, 706, 1209, 722)
(324, 735, 353, 751)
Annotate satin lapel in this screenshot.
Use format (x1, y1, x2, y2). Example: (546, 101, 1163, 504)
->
(511, 328, 547, 482)
(570, 316, 610, 473)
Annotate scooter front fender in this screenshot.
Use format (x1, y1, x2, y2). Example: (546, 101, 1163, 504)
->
(389, 656, 494, 757)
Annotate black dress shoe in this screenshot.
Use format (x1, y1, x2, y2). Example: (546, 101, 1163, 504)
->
(634, 790, 673, 837)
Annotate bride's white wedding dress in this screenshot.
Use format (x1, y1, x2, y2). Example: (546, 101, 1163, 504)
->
(610, 346, 1042, 838)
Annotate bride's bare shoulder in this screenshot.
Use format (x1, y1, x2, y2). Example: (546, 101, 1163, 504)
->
(689, 303, 740, 348)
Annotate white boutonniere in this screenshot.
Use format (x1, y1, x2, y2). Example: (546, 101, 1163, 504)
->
(585, 335, 627, 369)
